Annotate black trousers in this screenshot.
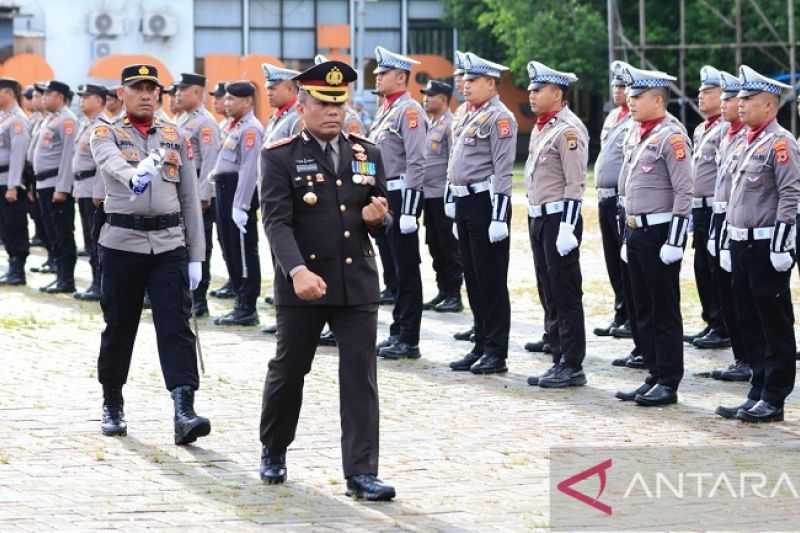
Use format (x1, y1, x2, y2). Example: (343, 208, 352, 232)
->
(626, 223, 684, 389)
(710, 214, 745, 362)
(37, 187, 76, 283)
(24, 163, 47, 243)
(731, 240, 796, 407)
(0, 185, 29, 261)
(423, 197, 463, 295)
(617, 203, 644, 357)
(455, 191, 510, 358)
(530, 212, 586, 368)
(77, 197, 100, 286)
(386, 188, 423, 345)
(692, 206, 725, 332)
(214, 174, 261, 312)
(194, 202, 215, 303)
(598, 196, 626, 324)
(375, 232, 397, 293)
(260, 304, 379, 477)
(98, 245, 198, 391)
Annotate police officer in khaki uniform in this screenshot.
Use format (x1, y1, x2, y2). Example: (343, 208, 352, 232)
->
(421, 80, 463, 313)
(23, 84, 47, 250)
(0, 78, 30, 286)
(33, 80, 78, 293)
(207, 81, 234, 299)
(27, 83, 54, 272)
(262, 63, 302, 146)
(523, 61, 589, 388)
(614, 65, 693, 407)
(89, 64, 210, 444)
(258, 60, 395, 501)
(446, 53, 517, 375)
(370, 46, 427, 359)
(71, 84, 106, 301)
(174, 73, 222, 317)
(211, 81, 264, 326)
(715, 66, 800, 423)
(103, 85, 125, 124)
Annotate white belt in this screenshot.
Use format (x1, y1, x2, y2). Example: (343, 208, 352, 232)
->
(386, 177, 406, 192)
(597, 187, 617, 200)
(450, 178, 492, 197)
(713, 201, 728, 214)
(626, 212, 672, 229)
(692, 196, 713, 209)
(728, 226, 773, 241)
(617, 195, 626, 207)
(797, 203, 800, 215)
(528, 201, 565, 218)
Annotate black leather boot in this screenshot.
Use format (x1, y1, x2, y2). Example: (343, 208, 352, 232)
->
(171, 386, 211, 445)
(422, 291, 445, 310)
(101, 386, 127, 437)
(0, 257, 25, 286)
(260, 447, 287, 484)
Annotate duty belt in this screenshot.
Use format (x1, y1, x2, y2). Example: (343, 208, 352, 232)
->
(106, 212, 182, 231)
(35, 168, 58, 181)
(386, 176, 406, 192)
(0, 165, 8, 173)
(692, 196, 713, 209)
(727, 226, 773, 242)
(597, 187, 617, 201)
(626, 212, 672, 229)
(528, 201, 564, 218)
(617, 195, 625, 207)
(450, 178, 492, 197)
(74, 169, 96, 181)
(712, 201, 728, 214)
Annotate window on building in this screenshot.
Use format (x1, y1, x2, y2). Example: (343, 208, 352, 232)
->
(194, 0, 244, 72)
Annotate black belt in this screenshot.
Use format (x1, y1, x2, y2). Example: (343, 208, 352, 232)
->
(214, 172, 237, 180)
(105, 212, 182, 231)
(0, 165, 8, 173)
(35, 168, 59, 181)
(74, 169, 96, 181)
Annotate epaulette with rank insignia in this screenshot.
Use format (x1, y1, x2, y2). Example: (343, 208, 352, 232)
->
(266, 134, 298, 150)
(346, 132, 375, 145)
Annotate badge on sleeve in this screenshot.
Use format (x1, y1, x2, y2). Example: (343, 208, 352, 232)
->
(162, 126, 178, 142)
(245, 130, 256, 149)
(565, 130, 578, 151)
(497, 118, 512, 139)
(201, 127, 212, 145)
(63, 119, 75, 136)
(669, 134, 686, 160)
(406, 108, 419, 129)
(184, 137, 194, 160)
(13, 121, 22, 134)
(774, 139, 790, 165)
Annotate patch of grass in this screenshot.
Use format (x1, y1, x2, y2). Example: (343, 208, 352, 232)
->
(95, 448, 105, 461)
(0, 315, 53, 330)
(0, 454, 9, 464)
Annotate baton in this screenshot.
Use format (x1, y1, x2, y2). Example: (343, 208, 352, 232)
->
(189, 292, 206, 375)
(240, 230, 248, 279)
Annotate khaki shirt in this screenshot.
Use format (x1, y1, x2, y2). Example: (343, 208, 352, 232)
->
(618, 112, 687, 197)
(32, 106, 77, 192)
(72, 116, 102, 199)
(89, 116, 204, 262)
(692, 117, 724, 198)
(368, 92, 426, 190)
(178, 106, 221, 202)
(423, 110, 452, 199)
(726, 119, 800, 228)
(594, 106, 632, 189)
(449, 95, 517, 196)
(263, 104, 302, 146)
(0, 106, 29, 188)
(211, 111, 263, 211)
(26, 112, 45, 163)
(713, 122, 746, 204)
(621, 118, 693, 217)
(525, 106, 588, 205)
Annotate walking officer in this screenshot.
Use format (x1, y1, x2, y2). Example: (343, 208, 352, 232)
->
(258, 59, 395, 500)
(446, 52, 517, 375)
(174, 73, 222, 317)
(614, 65, 693, 407)
(370, 46, 427, 360)
(262, 63, 302, 145)
(523, 61, 589, 388)
(421, 80, 463, 313)
(89, 63, 210, 444)
(0, 78, 30, 286)
(715, 66, 800, 423)
(211, 81, 263, 326)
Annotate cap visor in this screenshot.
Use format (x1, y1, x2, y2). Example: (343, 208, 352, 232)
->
(453, 69, 464, 76)
(373, 66, 391, 74)
(699, 83, 720, 91)
(737, 89, 760, 98)
(528, 82, 546, 91)
(627, 86, 651, 97)
(721, 91, 739, 100)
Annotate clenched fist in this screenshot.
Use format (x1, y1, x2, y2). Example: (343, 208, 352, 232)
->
(292, 267, 328, 301)
(362, 196, 388, 226)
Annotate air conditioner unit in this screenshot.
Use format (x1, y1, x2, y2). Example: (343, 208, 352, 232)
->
(88, 11, 123, 37)
(92, 39, 113, 60)
(142, 12, 177, 38)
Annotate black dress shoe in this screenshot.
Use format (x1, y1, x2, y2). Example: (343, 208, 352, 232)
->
(609, 322, 633, 338)
(192, 300, 209, 317)
(453, 327, 474, 342)
(449, 351, 482, 371)
(470, 353, 507, 374)
(346, 474, 396, 501)
(736, 400, 784, 423)
(711, 361, 751, 382)
(214, 309, 259, 326)
(539, 365, 586, 388)
(692, 328, 732, 349)
(615, 382, 654, 401)
(524, 339, 551, 353)
(31, 261, 55, 274)
(74, 286, 101, 301)
(716, 398, 757, 419)
(634, 384, 677, 406)
(376, 335, 398, 351)
(260, 447, 287, 484)
(683, 325, 711, 343)
(210, 284, 235, 299)
(30, 236, 45, 247)
(38, 279, 57, 292)
(422, 291, 445, 310)
(378, 342, 421, 360)
(626, 354, 646, 369)
(101, 405, 127, 436)
(44, 281, 76, 294)
(143, 292, 152, 309)
(263, 296, 274, 305)
(171, 386, 211, 445)
(0, 270, 25, 286)
(261, 324, 278, 335)
(527, 363, 560, 386)
(593, 321, 621, 337)
(318, 329, 337, 346)
(434, 295, 463, 313)
(612, 353, 634, 367)
(379, 288, 396, 305)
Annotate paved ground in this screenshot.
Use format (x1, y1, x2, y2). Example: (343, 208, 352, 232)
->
(1, 191, 800, 531)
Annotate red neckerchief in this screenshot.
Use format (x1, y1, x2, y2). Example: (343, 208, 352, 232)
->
(275, 97, 297, 118)
(227, 116, 243, 131)
(127, 114, 153, 136)
(468, 99, 490, 113)
(746, 118, 774, 144)
(704, 114, 721, 129)
(383, 91, 406, 110)
(639, 116, 666, 139)
(727, 119, 744, 138)
(616, 105, 630, 123)
(535, 111, 558, 131)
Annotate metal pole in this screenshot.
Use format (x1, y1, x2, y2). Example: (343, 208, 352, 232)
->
(242, 0, 250, 55)
(638, 0, 646, 65)
(357, 0, 366, 96)
(789, 0, 796, 136)
(679, 0, 686, 123)
(401, 0, 408, 55)
(607, 0, 615, 101)
(735, 0, 742, 67)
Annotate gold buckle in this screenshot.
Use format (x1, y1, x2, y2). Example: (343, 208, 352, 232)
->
(626, 215, 637, 229)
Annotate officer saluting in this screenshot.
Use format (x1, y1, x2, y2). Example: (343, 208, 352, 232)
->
(446, 53, 517, 375)
(614, 65, 693, 407)
(89, 64, 210, 444)
(524, 61, 589, 388)
(370, 46, 427, 359)
(258, 59, 395, 501)
(716, 66, 800, 423)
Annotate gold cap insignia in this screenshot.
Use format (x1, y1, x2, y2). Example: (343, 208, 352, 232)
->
(325, 67, 344, 86)
(138, 66, 150, 76)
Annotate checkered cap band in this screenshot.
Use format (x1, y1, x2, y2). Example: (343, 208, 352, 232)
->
(466, 63, 501, 77)
(630, 78, 670, 90)
(741, 80, 783, 95)
(378, 56, 413, 71)
(532, 74, 571, 86)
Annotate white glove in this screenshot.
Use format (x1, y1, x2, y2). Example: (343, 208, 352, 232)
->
(719, 249, 732, 272)
(444, 201, 456, 219)
(620, 243, 628, 263)
(188, 262, 202, 290)
(659, 244, 684, 265)
(706, 238, 717, 257)
(452, 222, 458, 240)
(232, 207, 248, 233)
(136, 153, 160, 176)
(488, 221, 508, 243)
(399, 214, 418, 234)
(556, 222, 579, 256)
(770, 251, 794, 272)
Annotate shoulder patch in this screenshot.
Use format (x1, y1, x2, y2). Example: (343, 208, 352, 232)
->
(564, 129, 578, 150)
(496, 118, 512, 139)
(669, 134, 686, 160)
(93, 125, 110, 139)
(13, 121, 23, 134)
(162, 126, 179, 142)
(266, 135, 296, 150)
(774, 138, 790, 165)
(63, 119, 75, 136)
(201, 127, 213, 144)
(184, 135, 194, 160)
(347, 132, 375, 146)
(406, 108, 419, 129)
(244, 129, 257, 149)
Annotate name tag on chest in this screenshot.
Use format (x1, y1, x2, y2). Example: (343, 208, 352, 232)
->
(296, 161, 319, 173)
